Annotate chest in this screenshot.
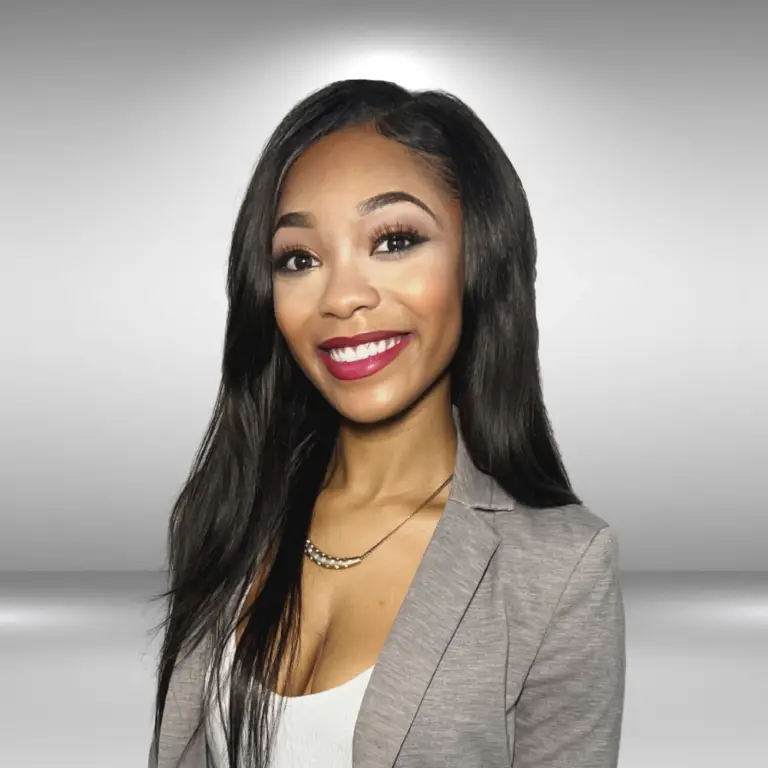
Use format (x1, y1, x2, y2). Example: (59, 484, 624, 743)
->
(235, 509, 442, 698)
(162, 498, 525, 767)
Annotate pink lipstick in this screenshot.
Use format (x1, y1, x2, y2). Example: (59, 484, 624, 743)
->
(318, 331, 412, 381)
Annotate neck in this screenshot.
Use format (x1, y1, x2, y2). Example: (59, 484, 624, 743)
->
(327, 379, 457, 503)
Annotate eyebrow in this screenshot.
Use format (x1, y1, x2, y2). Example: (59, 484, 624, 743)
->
(272, 191, 439, 235)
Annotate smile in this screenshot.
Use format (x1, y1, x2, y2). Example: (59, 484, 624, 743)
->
(318, 333, 412, 381)
(328, 336, 403, 362)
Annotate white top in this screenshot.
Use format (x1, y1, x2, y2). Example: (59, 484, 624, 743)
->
(205, 593, 374, 768)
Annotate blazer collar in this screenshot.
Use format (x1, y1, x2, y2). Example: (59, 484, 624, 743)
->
(351, 407, 514, 766)
(449, 406, 516, 512)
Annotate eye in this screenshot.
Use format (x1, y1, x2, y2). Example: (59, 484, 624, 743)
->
(271, 248, 319, 274)
(370, 222, 428, 257)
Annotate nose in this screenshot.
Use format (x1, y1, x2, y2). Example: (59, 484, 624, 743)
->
(317, 261, 381, 319)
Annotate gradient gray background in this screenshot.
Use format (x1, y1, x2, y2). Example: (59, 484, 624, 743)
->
(1, 1, 766, 766)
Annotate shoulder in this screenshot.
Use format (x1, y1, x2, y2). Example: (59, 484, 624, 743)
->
(493, 498, 616, 564)
(485, 497, 622, 621)
(483, 501, 627, 762)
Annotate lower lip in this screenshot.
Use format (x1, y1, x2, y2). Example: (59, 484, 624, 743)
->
(318, 334, 413, 381)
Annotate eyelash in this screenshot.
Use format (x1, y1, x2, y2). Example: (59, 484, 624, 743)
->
(271, 222, 428, 274)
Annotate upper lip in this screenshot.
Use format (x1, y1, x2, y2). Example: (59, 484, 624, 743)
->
(319, 330, 409, 350)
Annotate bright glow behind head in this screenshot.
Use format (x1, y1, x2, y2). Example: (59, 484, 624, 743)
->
(329, 45, 448, 90)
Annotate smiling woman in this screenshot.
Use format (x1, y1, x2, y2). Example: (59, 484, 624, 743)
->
(271, 125, 463, 425)
(147, 79, 626, 768)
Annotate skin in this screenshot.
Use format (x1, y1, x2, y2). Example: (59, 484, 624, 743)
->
(272, 122, 464, 494)
(237, 123, 466, 696)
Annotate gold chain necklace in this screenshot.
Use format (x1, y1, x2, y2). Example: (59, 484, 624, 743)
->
(304, 474, 454, 569)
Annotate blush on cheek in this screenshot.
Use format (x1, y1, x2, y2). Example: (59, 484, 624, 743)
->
(403, 268, 459, 307)
(409, 281, 462, 329)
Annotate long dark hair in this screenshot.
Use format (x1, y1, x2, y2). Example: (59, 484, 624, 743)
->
(148, 78, 581, 767)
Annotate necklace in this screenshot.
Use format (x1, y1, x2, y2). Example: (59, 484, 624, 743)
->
(304, 474, 454, 569)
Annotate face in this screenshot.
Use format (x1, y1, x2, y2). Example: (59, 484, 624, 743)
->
(271, 124, 464, 425)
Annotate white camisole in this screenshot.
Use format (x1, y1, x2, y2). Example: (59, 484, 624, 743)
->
(205, 593, 374, 768)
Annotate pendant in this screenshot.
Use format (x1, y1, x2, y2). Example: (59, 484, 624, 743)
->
(304, 538, 364, 569)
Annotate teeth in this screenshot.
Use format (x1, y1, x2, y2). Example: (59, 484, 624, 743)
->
(328, 336, 403, 363)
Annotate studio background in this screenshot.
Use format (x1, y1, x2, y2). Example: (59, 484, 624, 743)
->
(1, 1, 765, 766)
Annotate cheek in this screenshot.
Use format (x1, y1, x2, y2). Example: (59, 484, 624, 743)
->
(273, 284, 311, 354)
(400, 266, 462, 337)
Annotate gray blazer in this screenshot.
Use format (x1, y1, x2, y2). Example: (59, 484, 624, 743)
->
(149, 423, 626, 767)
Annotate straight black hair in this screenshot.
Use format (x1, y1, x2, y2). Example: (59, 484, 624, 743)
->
(148, 78, 581, 768)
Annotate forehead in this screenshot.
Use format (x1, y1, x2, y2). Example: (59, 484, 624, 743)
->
(276, 125, 453, 217)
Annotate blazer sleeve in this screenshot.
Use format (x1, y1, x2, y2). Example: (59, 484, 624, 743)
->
(511, 525, 626, 768)
(148, 735, 158, 768)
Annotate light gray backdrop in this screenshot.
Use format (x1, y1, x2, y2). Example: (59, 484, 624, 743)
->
(1, 2, 767, 768)
(3, 0, 765, 572)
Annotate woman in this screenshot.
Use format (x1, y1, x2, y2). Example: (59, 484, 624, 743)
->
(148, 78, 626, 768)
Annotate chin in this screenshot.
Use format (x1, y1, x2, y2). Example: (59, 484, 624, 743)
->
(324, 387, 417, 427)
(330, 399, 407, 427)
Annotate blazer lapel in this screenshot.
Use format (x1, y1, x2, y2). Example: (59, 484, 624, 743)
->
(157, 502, 500, 768)
(156, 408, 510, 768)
(351, 495, 501, 767)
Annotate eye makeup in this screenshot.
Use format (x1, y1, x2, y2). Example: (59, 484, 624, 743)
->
(270, 221, 430, 274)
